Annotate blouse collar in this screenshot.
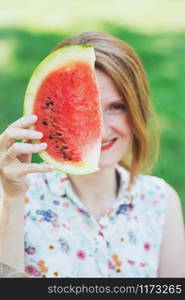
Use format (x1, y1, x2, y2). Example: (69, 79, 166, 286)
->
(45, 164, 136, 209)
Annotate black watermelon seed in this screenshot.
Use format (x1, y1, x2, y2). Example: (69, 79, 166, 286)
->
(48, 136, 53, 139)
(62, 146, 68, 150)
(55, 132, 62, 136)
(42, 121, 48, 126)
(47, 97, 51, 100)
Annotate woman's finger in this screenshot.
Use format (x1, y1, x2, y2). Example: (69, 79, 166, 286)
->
(6, 142, 48, 158)
(8, 115, 38, 129)
(2, 162, 54, 180)
(1, 127, 43, 150)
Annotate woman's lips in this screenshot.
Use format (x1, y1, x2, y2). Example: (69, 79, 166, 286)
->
(101, 138, 117, 150)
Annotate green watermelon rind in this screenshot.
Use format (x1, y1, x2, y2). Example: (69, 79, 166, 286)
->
(39, 149, 100, 175)
(23, 45, 102, 175)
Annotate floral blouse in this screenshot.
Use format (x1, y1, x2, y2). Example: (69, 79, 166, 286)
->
(24, 164, 167, 278)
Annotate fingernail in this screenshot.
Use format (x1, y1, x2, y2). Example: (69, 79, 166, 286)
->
(41, 143, 47, 147)
(31, 115, 38, 121)
(36, 132, 43, 138)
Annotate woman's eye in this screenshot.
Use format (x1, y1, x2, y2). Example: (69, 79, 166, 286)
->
(109, 103, 126, 111)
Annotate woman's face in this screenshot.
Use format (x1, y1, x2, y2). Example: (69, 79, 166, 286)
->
(95, 69, 132, 169)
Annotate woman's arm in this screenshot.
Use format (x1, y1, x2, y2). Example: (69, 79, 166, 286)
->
(158, 183, 185, 277)
(0, 182, 25, 275)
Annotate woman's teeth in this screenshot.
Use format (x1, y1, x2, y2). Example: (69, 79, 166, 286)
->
(102, 141, 112, 146)
(101, 139, 116, 146)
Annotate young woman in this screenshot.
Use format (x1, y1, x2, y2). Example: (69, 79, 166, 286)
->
(0, 31, 185, 278)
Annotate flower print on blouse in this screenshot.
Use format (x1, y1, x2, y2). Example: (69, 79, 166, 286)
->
(24, 164, 167, 278)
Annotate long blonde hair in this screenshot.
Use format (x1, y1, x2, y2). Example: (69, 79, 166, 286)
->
(53, 31, 160, 186)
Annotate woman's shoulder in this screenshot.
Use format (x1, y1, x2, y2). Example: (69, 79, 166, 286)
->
(136, 173, 167, 191)
(116, 164, 169, 213)
(116, 164, 167, 193)
(117, 164, 183, 220)
(136, 173, 181, 205)
(135, 173, 183, 226)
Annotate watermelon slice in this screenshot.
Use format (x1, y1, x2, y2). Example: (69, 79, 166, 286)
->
(23, 45, 102, 175)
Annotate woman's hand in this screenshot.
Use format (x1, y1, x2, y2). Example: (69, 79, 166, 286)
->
(0, 114, 54, 198)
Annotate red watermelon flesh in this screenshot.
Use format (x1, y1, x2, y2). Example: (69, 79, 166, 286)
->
(23, 45, 102, 175)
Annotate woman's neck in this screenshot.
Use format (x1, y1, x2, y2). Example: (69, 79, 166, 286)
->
(68, 164, 119, 207)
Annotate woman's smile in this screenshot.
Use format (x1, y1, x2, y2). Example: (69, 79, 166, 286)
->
(101, 138, 117, 150)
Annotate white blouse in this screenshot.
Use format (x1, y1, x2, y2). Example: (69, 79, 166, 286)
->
(24, 164, 167, 277)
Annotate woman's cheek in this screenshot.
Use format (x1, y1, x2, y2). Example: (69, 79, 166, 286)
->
(114, 115, 132, 137)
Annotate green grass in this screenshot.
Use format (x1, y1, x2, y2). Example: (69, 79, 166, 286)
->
(0, 0, 185, 219)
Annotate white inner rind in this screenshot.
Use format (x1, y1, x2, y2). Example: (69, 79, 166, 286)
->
(23, 45, 102, 175)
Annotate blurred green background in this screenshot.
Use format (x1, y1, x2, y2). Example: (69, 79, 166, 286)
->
(0, 0, 185, 219)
